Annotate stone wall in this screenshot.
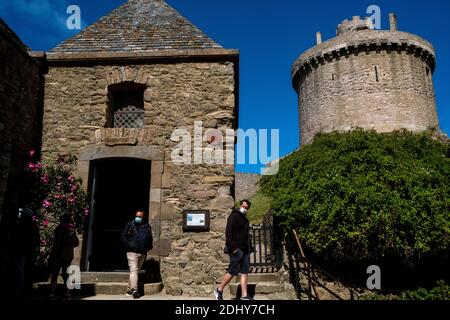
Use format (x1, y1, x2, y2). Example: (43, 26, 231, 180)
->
(41, 60, 237, 296)
(297, 50, 438, 144)
(235, 172, 261, 201)
(292, 26, 439, 145)
(0, 19, 42, 255)
(0, 20, 43, 294)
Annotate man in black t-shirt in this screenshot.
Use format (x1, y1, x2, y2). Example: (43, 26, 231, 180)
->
(214, 199, 252, 300)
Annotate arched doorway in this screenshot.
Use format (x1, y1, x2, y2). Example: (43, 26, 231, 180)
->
(85, 158, 151, 271)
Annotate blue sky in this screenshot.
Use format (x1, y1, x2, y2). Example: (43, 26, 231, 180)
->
(1, 0, 449, 173)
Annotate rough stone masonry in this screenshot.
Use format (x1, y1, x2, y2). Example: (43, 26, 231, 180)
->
(292, 14, 440, 145)
(41, 56, 238, 296)
(0, 18, 44, 281)
(1, 0, 240, 297)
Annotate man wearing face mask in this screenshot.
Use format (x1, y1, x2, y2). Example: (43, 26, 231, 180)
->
(120, 209, 153, 298)
(214, 199, 252, 300)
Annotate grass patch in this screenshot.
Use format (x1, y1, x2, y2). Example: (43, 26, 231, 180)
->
(236, 192, 272, 224)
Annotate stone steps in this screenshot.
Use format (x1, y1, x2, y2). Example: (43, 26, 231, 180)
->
(96, 282, 163, 295)
(227, 272, 297, 299)
(80, 271, 145, 282)
(231, 273, 279, 283)
(34, 271, 163, 297)
(34, 281, 163, 296)
(229, 282, 285, 295)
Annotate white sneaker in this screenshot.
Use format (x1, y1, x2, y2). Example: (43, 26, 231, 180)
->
(125, 289, 134, 296)
(214, 288, 224, 300)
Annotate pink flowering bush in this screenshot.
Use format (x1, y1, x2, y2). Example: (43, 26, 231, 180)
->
(25, 151, 89, 268)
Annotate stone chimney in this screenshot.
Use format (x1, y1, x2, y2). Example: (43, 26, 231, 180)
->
(389, 13, 398, 31)
(316, 31, 322, 45)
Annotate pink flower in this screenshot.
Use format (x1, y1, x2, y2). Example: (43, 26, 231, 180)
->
(40, 174, 49, 184)
(84, 208, 90, 216)
(68, 176, 75, 183)
(42, 199, 52, 208)
(31, 215, 37, 222)
(29, 150, 36, 158)
(67, 195, 77, 204)
(27, 162, 43, 173)
(70, 184, 78, 193)
(40, 239, 47, 245)
(42, 220, 49, 228)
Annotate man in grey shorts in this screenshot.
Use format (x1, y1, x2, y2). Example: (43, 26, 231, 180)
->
(214, 200, 252, 300)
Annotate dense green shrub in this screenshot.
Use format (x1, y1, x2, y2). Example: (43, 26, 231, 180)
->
(361, 280, 450, 300)
(261, 130, 450, 268)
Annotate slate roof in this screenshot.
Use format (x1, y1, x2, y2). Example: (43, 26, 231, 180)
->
(50, 0, 222, 53)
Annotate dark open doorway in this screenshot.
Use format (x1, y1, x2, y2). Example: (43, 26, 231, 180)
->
(84, 158, 151, 271)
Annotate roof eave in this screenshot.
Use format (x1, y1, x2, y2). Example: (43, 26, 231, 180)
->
(40, 48, 238, 66)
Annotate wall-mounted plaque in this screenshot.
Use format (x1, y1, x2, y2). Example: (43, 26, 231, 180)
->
(182, 210, 210, 232)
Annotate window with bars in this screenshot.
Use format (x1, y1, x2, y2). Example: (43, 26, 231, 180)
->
(108, 83, 145, 128)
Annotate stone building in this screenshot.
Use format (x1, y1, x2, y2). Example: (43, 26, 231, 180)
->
(0, 19, 44, 283)
(42, 0, 238, 296)
(292, 14, 440, 145)
(1, 0, 239, 297)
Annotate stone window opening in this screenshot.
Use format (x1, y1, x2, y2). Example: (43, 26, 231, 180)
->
(332, 74, 335, 81)
(426, 67, 430, 76)
(374, 66, 379, 82)
(106, 82, 146, 128)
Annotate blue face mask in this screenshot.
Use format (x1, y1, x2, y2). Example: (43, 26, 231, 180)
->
(134, 217, 143, 224)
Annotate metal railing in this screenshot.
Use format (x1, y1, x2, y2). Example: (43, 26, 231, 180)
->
(288, 230, 360, 300)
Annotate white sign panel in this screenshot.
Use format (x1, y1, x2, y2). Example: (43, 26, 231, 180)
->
(186, 213, 206, 227)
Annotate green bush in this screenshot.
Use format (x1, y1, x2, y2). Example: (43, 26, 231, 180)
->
(361, 280, 450, 300)
(261, 130, 450, 267)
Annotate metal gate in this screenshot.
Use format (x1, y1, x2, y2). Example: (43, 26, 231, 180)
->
(249, 211, 283, 271)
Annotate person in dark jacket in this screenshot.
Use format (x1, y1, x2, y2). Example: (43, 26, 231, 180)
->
(120, 210, 153, 298)
(49, 214, 79, 299)
(12, 207, 39, 297)
(214, 200, 252, 300)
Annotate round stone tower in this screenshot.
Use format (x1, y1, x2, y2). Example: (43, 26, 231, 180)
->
(292, 14, 439, 145)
